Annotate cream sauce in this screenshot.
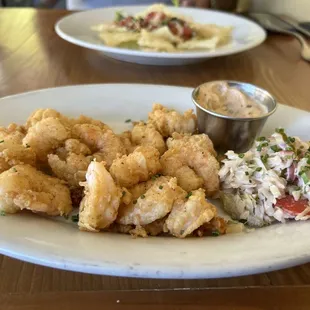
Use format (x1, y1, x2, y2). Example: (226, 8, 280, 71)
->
(196, 82, 267, 118)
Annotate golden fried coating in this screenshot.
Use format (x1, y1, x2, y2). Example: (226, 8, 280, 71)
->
(25, 108, 71, 129)
(167, 132, 217, 157)
(118, 131, 136, 154)
(23, 117, 71, 162)
(0, 164, 72, 216)
(79, 161, 122, 232)
(72, 124, 126, 167)
(109, 146, 162, 188)
(131, 122, 166, 155)
(161, 144, 219, 197)
(48, 153, 92, 188)
(0, 125, 36, 173)
(160, 148, 204, 192)
(117, 177, 186, 226)
(164, 189, 216, 238)
(71, 115, 111, 131)
(148, 103, 197, 137)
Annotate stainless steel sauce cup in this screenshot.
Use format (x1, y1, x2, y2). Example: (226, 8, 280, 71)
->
(192, 81, 277, 153)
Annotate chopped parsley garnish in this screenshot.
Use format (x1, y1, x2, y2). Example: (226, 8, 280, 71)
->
(115, 11, 125, 22)
(122, 191, 126, 197)
(71, 214, 79, 223)
(140, 194, 145, 199)
(151, 173, 162, 180)
(125, 119, 131, 123)
(186, 192, 192, 199)
(307, 158, 310, 165)
(276, 128, 285, 134)
(159, 185, 163, 190)
(261, 154, 269, 164)
(255, 167, 262, 172)
(297, 149, 302, 156)
(257, 142, 268, 152)
(12, 168, 17, 172)
(270, 145, 281, 153)
(238, 153, 245, 159)
(0, 211, 6, 216)
(256, 136, 266, 142)
(212, 230, 220, 237)
(0, 140, 4, 143)
(245, 171, 249, 176)
(288, 137, 295, 143)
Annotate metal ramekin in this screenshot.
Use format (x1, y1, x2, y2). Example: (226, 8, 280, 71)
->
(192, 81, 278, 153)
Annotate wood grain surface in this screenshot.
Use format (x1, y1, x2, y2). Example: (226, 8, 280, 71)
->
(0, 8, 310, 308)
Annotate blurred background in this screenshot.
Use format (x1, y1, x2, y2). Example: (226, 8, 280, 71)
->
(0, 0, 309, 21)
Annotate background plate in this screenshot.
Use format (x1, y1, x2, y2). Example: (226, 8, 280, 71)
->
(55, 6, 266, 65)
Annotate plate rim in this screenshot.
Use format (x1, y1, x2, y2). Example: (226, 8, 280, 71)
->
(54, 5, 267, 59)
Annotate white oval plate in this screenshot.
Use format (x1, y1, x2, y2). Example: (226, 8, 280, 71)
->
(0, 84, 310, 279)
(55, 6, 266, 66)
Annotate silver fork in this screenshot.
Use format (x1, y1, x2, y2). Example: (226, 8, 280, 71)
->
(249, 13, 310, 62)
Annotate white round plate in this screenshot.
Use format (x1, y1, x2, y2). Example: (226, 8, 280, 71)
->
(0, 84, 310, 279)
(55, 6, 266, 66)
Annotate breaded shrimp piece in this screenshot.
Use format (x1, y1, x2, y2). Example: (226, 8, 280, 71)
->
(148, 103, 197, 137)
(131, 122, 166, 155)
(55, 139, 91, 160)
(79, 161, 122, 232)
(23, 117, 70, 162)
(117, 177, 186, 226)
(128, 176, 171, 200)
(160, 148, 203, 192)
(0, 125, 36, 173)
(0, 164, 72, 216)
(48, 153, 92, 188)
(164, 189, 216, 238)
(118, 131, 136, 154)
(161, 145, 219, 197)
(109, 146, 161, 188)
(72, 124, 126, 167)
(71, 115, 111, 131)
(25, 108, 71, 129)
(167, 132, 217, 157)
(185, 146, 219, 197)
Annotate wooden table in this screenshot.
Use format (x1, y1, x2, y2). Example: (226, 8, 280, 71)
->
(1, 8, 310, 310)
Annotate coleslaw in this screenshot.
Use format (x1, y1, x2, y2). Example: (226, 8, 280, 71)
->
(219, 129, 310, 227)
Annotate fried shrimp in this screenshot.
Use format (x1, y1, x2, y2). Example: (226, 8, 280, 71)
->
(167, 132, 217, 157)
(72, 124, 126, 167)
(117, 177, 186, 226)
(0, 125, 36, 173)
(164, 189, 216, 238)
(0, 164, 72, 216)
(25, 108, 71, 129)
(161, 144, 219, 197)
(79, 161, 122, 232)
(148, 103, 197, 137)
(48, 153, 92, 189)
(160, 148, 204, 192)
(23, 117, 71, 162)
(131, 122, 166, 155)
(109, 146, 162, 188)
(118, 131, 136, 154)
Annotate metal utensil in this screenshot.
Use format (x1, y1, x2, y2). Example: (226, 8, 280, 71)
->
(249, 13, 310, 62)
(279, 15, 310, 38)
(192, 81, 277, 153)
